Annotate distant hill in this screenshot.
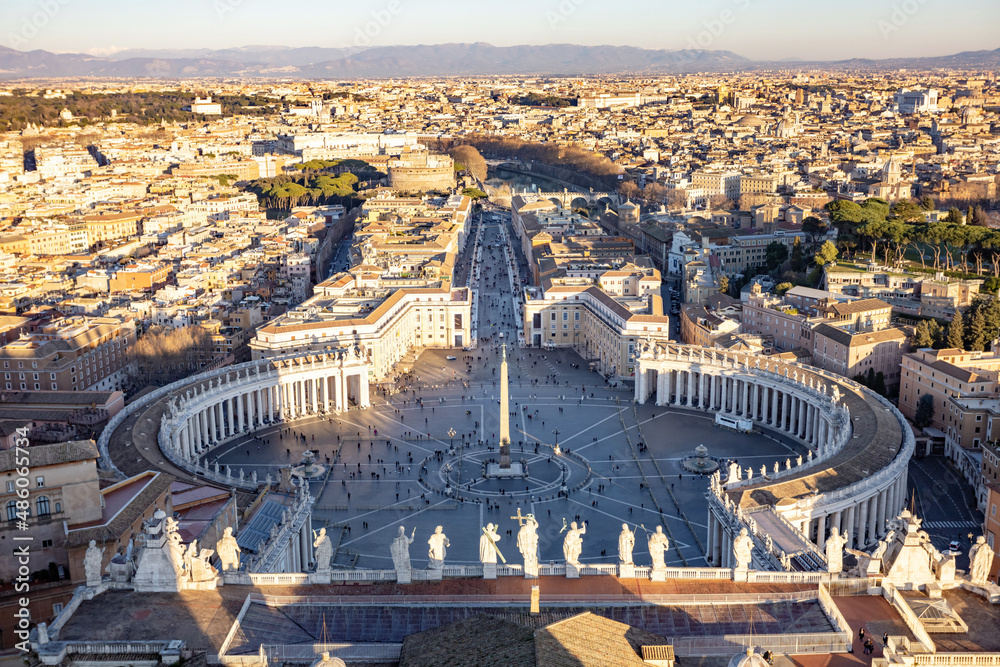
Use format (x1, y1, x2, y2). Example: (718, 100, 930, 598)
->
(0, 43, 997, 79)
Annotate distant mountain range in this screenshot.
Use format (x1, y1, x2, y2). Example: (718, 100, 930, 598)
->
(0, 43, 998, 79)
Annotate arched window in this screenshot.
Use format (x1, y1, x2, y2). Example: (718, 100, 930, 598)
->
(55, 502, 62, 514)
(5, 500, 16, 521)
(36, 496, 50, 517)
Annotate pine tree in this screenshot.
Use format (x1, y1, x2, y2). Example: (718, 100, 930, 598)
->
(968, 310, 988, 352)
(945, 310, 965, 350)
(912, 320, 933, 348)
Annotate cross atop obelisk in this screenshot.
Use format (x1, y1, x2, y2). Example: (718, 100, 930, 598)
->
(499, 343, 511, 468)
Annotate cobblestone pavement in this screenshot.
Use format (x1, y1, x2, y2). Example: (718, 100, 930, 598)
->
(209, 219, 807, 571)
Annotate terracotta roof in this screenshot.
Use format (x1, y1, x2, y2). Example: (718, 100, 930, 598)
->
(534, 612, 670, 667)
(399, 615, 535, 667)
(0, 439, 98, 472)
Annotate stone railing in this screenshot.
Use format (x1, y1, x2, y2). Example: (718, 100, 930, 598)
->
(668, 632, 849, 657)
(882, 581, 935, 653)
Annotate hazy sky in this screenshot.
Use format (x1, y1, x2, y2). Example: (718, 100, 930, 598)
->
(4, 0, 997, 61)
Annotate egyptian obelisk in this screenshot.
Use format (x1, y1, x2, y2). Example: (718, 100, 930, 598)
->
(499, 344, 511, 469)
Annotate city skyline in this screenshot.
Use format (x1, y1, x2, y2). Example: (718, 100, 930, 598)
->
(3, 0, 998, 63)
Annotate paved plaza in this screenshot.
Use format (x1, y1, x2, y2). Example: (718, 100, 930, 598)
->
(208, 219, 808, 571)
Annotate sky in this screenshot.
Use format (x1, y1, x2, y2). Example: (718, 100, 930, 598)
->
(3, 0, 998, 62)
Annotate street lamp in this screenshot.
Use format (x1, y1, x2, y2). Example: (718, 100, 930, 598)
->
(552, 428, 561, 455)
(448, 428, 456, 453)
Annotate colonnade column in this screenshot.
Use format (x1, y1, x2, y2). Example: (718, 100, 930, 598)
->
(845, 505, 856, 549)
(687, 370, 694, 406)
(709, 374, 717, 411)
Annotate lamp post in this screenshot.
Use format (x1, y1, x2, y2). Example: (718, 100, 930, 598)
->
(552, 428, 561, 455)
(448, 427, 456, 453)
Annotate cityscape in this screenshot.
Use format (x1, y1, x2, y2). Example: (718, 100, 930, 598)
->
(0, 1, 999, 666)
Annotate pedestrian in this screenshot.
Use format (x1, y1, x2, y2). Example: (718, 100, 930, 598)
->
(859, 627, 865, 641)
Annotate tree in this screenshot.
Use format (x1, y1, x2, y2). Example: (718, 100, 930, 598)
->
(943, 207, 964, 224)
(718, 275, 730, 295)
(642, 182, 667, 205)
(919, 195, 935, 210)
(802, 216, 827, 244)
(914, 393, 935, 428)
(775, 282, 793, 296)
(945, 310, 965, 350)
(967, 309, 988, 352)
(815, 240, 838, 266)
(790, 236, 805, 272)
(448, 145, 487, 181)
(872, 371, 887, 397)
(462, 188, 488, 199)
(619, 181, 640, 201)
(912, 320, 935, 348)
(765, 241, 789, 272)
(709, 194, 735, 210)
(889, 199, 927, 224)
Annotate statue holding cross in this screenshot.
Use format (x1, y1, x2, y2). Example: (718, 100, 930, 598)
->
(512, 508, 540, 578)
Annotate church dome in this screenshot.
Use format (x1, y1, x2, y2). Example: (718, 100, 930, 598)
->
(728, 649, 771, 667)
(310, 652, 346, 667)
(734, 115, 767, 127)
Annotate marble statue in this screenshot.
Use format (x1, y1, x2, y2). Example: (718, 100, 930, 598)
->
(746, 467, 753, 481)
(647, 526, 670, 571)
(251, 470, 258, 484)
(807, 450, 814, 462)
(216, 527, 241, 571)
(728, 461, 740, 482)
(773, 462, 779, 475)
(479, 523, 502, 564)
(825, 526, 847, 574)
(797, 456, 803, 466)
(733, 528, 753, 570)
(969, 536, 995, 585)
(760, 465, 767, 477)
(563, 521, 586, 567)
(84, 540, 105, 586)
(427, 526, 450, 570)
(313, 528, 333, 572)
(183, 540, 217, 582)
(517, 515, 540, 573)
(618, 524, 635, 566)
(780, 551, 791, 570)
(391, 526, 415, 573)
(785, 458, 792, 470)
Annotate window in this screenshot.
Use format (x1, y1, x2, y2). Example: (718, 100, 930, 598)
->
(51, 602, 63, 614)
(35, 476, 44, 488)
(36, 495, 50, 516)
(5, 500, 16, 521)
(5, 481, 13, 492)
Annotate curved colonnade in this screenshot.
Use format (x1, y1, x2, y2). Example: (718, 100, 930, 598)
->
(99, 350, 373, 489)
(634, 343, 912, 570)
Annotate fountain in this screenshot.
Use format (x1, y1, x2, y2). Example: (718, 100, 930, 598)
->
(290, 450, 326, 480)
(681, 444, 720, 475)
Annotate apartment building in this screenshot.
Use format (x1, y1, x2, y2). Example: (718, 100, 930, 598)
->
(523, 277, 670, 380)
(251, 287, 472, 380)
(811, 324, 908, 389)
(691, 170, 741, 201)
(0, 316, 137, 392)
(824, 265, 981, 319)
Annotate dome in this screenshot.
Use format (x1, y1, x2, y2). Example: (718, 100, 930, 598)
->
(311, 652, 346, 667)
(734, 114, 767, 127)
(728, 649, 771, 667)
